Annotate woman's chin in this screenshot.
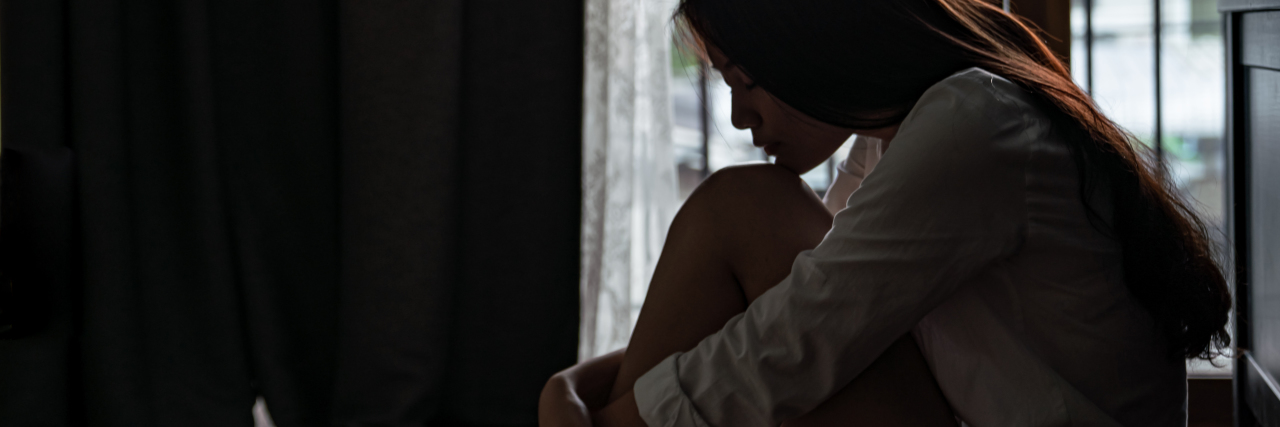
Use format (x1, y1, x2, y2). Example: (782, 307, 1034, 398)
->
(773, 157, 825, 176)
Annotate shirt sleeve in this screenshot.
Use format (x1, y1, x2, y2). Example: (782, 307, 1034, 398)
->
(633, 71, 1033, 427)
(836, 134, 881, 180)
(822, 135, 881, 215)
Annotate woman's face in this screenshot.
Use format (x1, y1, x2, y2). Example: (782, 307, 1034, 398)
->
(706, 44, 856, 174)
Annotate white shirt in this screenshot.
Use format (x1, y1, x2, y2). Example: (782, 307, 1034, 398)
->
(821, 134, 882, 215)
(840, 134, 883, 181)
(633, 68, 1186, 427)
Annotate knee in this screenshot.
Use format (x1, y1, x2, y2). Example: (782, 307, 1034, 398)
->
(690, 163, 816, 209)
(696, 162, 803, 199)
(678, 163, 830, 232)
(670, 164, 834, 299)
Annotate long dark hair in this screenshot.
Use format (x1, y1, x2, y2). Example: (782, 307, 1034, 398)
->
(676, 0, 1231, 360)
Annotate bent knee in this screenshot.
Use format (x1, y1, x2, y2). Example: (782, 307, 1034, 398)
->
(673, 163, 834, 301)
(694, 163, 825, 208)
(693, 163, 815, 205)
(678, 163, 832, 236)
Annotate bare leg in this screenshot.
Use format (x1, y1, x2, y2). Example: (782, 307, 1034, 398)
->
(606, 164, 956, 426)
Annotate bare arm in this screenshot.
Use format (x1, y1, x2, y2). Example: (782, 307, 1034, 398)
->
(594, 391, 647, 427)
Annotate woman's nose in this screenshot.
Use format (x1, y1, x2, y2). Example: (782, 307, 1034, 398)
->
(730, 94, 762, 130)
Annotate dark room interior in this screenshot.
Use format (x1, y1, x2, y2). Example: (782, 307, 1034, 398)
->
(1, 0, 1277, 426)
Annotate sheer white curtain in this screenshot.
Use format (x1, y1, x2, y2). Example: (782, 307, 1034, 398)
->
(580, 0, 680, 360)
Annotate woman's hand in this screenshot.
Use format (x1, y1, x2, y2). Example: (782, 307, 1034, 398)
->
(539, 374, 594, 427)
(539, 348, 627, 427)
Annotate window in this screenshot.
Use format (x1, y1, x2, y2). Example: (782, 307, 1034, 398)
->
(1074, 0, 1230, 375)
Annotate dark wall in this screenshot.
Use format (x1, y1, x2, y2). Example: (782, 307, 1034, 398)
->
(0, 0, 584, 425)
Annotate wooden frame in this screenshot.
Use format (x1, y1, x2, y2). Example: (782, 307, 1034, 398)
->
(1009, 0, 1073, 63)
(1222, 1, 1280, 425)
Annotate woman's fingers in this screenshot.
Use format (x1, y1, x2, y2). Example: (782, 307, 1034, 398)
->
(540, 349, 628, 427)
(540, 374, 595, 427)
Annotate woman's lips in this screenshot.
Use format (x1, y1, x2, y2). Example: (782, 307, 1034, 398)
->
(762, 142, 780, 156)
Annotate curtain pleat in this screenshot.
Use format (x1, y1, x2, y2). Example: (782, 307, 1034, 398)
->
(0, 0, 582, 426)
(331, 0, 462, 424)
(0, 1, 78, 426)
(444, 1, 584, 423)
(72, 1, 255, 425)
(207, 2, 341, 426)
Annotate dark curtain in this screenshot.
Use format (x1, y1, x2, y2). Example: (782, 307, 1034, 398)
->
(0, 0, 582, 426)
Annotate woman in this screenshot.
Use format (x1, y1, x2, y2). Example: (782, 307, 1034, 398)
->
(542, 0, 1232, 425)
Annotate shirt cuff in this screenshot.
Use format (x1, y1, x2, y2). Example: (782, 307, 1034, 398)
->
(633, 353, 713, 427)
(835, 157, 857, 177)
